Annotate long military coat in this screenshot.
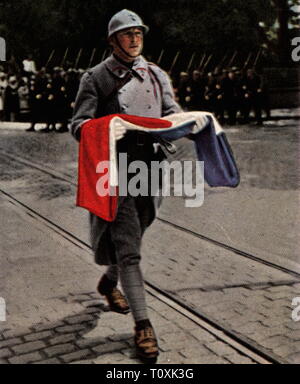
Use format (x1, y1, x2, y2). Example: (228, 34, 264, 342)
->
(71, 54, 181, 265)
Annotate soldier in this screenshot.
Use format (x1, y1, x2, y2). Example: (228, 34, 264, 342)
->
(71, 9, 181, 363)
(238, 69, 251, 124)
(65, 68, 80, 122)
(239, 69, 263, 125)
(39, 67, 68, 133)
(26, 68, 48, 132)
(51, 67, 69, 133)
(205, 72, 224, 122)
(245, 69, 263, 125)
(177, 71, 191, 110)
(42, 74, 56, 132)
(221, 70, 238, 125)
(189, 70, 207, 111)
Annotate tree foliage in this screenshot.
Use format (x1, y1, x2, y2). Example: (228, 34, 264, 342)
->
(0, 0, 297, 68)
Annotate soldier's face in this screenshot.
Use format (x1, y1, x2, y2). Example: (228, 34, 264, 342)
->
(114, 27, 143, 59)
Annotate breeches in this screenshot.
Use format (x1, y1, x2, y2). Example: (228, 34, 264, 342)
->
(90, 196, 153, 268)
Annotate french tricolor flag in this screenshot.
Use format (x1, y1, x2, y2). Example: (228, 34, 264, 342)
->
(77, 112, 240, 221)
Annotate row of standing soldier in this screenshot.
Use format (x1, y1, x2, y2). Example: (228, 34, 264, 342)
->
(1, 50, 269, 129)
(0, 66, 81, 132)
(174, 67, 270, 125)
(27, 66, 81, 132)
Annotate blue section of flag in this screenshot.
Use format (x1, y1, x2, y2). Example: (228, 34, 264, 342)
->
(147, 115, 239, 188)
(191, 115, 240, 187)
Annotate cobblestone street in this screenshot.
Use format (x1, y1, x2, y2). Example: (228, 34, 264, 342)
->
(0, 110, 299, 364)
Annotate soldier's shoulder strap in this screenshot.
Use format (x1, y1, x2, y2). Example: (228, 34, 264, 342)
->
(86, 66, 133, 104)
(147, 62, 163, 98)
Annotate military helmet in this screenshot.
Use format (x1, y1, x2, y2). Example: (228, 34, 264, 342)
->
(108, 9, 149, 38)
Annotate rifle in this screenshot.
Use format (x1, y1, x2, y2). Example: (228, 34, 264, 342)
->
(218, 52, 229, 69)
(88, 48, 97, 68)
(198, 53, 206, 70)
(101, 49, 107, 62)
(169, 51, 180, 74)
(252, 47, 262, 69)
(157, 49, 164, 65)
(186, 52, 196, 72)
(227, 50, 237, 67)
(60, 47, 69, 68)
(45, 49, 55, 68)
(202, 54, 213, 72)
(243, 52, 253, 69)
(74, 48, 83, 69)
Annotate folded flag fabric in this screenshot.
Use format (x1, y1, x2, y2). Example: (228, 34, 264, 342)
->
(77, 112, 240, 221)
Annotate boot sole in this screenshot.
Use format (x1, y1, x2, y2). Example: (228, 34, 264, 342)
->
(136, 351, 159, 364)
(104, 297, 131, 315)
(109, 305, 131, 315)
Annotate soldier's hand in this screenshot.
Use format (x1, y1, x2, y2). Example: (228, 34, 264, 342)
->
(48, 94, 54, 101)
(217, 95, 222, 100)
(36, 94, 42, 100)
(185, 96, 191, 103)
(114, 122, 127, 141)
(70, 102, 75, 109)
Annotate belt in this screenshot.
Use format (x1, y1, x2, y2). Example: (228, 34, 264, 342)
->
(136, 132, 177, 154)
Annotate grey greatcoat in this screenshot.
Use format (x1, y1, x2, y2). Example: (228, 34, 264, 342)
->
(71, 54, 181, 265)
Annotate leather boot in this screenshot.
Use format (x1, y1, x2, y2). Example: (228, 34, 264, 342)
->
(97, 274, 130, 315)
(135, 322, 159, 364)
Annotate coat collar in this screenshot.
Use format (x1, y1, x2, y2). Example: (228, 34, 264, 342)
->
(105, 54, 148, 81)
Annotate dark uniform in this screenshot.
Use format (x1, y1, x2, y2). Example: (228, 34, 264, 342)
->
(239, 69, 263, 125)
(65, 69, 80, 122)
(222, 71, 238, 125)
(189, 70, 207, 111)
(27, 70, 48, 131)
(177, 72, 191, 110)
(50, 69, 68, 132)
(205, 73, 224, 122)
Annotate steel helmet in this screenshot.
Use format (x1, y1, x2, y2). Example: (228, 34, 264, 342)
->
(108, 9, 149, 38)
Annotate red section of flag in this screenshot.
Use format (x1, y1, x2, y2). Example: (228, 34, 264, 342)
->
(76, 114, 172, 222)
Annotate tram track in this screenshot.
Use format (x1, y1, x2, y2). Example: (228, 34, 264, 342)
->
(0, 187, 284, 364)
(1, 150, 297, 363)
(1, 149, 300, 279)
